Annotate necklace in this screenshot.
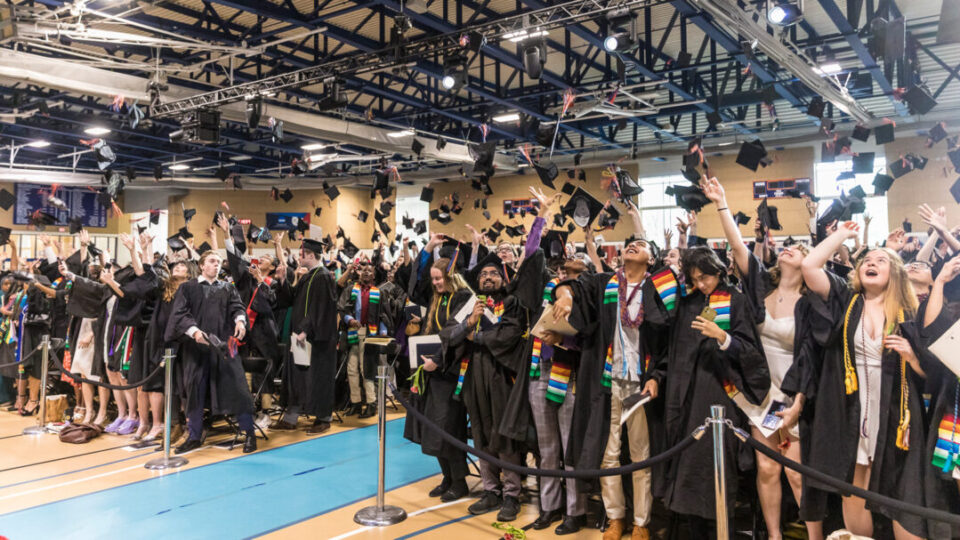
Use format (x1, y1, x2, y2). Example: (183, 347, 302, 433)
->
(617, 270, 648, 328)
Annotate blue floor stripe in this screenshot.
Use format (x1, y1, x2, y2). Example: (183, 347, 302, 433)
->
(0, 419, 438, 539)
(0, 451, 154, 490)
(393, 514, 474, 540)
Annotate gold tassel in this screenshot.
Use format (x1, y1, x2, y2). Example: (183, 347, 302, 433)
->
(842, 294, 860, 395)
(895, 309, 910, 451)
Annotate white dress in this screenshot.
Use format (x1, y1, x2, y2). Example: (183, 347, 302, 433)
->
(758, 313, 799, 438)
(71, 318, 98, 381)
(854, 318, 884, 465)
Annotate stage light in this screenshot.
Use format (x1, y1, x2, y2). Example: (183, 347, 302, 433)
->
(603, 10, 637, 53)
(767, 0, 803, 26)
(603, 32, 636, 53)
(441, 57, 467, 91)
(245, 96, 263, 129)
(523, 41, 546, 79)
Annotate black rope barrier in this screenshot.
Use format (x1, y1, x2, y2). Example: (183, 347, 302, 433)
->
(49, 347, 165, 391)
(744, 432, 960, 526)
(0, 341, 49, 370)
(390, 383, 700, 479)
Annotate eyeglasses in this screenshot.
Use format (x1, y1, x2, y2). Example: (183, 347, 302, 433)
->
(906, 261, 931, 270)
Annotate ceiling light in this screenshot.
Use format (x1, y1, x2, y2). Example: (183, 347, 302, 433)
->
(26, 140, 50, 148)
(229, 155, 253, 161)
(84, 126, 111, 136)
(387, 129, 415, 138)
(767, 0, 803, 26)
(301, 142, 328, 151)
(492, 112, 521, 123)
(814, 62, 842, 75)
(441, 57, 467, 91)
(169, 164, 191, 171)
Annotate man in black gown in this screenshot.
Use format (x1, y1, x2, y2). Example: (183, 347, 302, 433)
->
(275, 238, 339, 435)
(166, 251, 257, 454)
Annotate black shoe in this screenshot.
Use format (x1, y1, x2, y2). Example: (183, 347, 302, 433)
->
(242, 434, 257, 453)
(306, 420, 331, 435)
(530, 509, 563, 530)
(175, 438, 202, 454)
(359, 403, 376, 419)
(429, 479, 451, 498)
(344, 403, 362, 416)
(440, 481, 469, 502)
(496, 495, 520, 522)
(554, 514, 586, 535)
(467, 490, 501, 515)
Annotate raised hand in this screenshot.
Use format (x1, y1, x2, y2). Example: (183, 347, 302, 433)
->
(119, 232, 135, 251)
(886, 227, 906, 251)
(836, 221, 860, 240)
(919, 204, 948, 232)
(700, 177, 725, 204)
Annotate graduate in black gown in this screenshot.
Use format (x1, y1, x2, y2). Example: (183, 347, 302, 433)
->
(166, 250, 257, 454)
(404, 234, 474, 503)
(801, 222, 931, 539)
(275, 238, 339, 435)
(661, 246, 769, 536)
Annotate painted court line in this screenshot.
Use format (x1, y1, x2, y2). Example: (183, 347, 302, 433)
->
(327, 497, 475, 540)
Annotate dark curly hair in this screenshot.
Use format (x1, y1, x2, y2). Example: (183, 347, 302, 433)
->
(680, 246, 727, 285)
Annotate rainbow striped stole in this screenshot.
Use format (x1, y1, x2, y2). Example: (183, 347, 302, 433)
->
(529, 337, 543, 378)
(348, 284, 380, 343)
(603, 274, 619, 305)
(721, 379, 740, 399)
(934, 413, 960, 473)
(454, 358, 470, 396)
(708, 290, 732, 330)
(602, 344, 613, 388)
(542, 278, 559, 304)
(651, 268, 679, 312)
(491, 302, 504, 322)
(546, 359, 572, 404)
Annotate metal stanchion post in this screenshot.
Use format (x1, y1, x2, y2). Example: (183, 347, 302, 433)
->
(23, 335, 51, 436)
(145, 349, 188, 470)
(711, 405, 729, 540)
(354, 364, 407, 526)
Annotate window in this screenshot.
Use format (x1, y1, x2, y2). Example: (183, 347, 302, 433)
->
(395, 195, 428, 241)
(636, 174, 689, 249)
(814, 157, 888, 246)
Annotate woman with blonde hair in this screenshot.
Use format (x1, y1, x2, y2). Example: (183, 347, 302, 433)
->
(801, 221, 929, 539)
(403, 233, 474, 502)
(702, 177, 822, 540)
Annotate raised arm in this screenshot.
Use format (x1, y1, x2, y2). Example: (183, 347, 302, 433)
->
(919, 204, 960, 254)
(7, 237, 18, 272)
(120, 233, 144, 276)
(624, 199, 645, 239)
(676, 215, 688, 250)
(925, 257, 960, 328)
(702, 177, 749, 275)
(802, 221, 859, 300)
(583, 226, 603, 272)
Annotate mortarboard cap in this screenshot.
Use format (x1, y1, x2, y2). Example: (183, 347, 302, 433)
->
(0, 226, 9, 246)
(0, 188, 13, 211)
(807, 97, 825, 119)
(92, 140, 116, 170)
(214, 166, 231, 182)
(279, 188, 294, 203)
(902, 219, 912, 233)
(471, 142, 497, 178)
(949, 147, 960, 172)
(889, 157, 913, 179)
(757, 198, 782, 230)
(69, 217, 83, 234)
(420, 187, 434, 203)
(733, 211, 751, 225)
(561, 188, 605, 228)
(534, 161, 558, 188)
(903, 86, 937, 115)
(875, 123, 895, 144)
(149, 210, 160, 225)
(851, 125, 871, 142)
(402, 215, 414, 229)
(231, 175, 243, 190)
(736, 139, 767, 172)
(411, 139, 424, 156)
(597, 204, 620, 229)
(873, 173, 895, 195)
(907, 153, 928, 170)
(561, 182, 576, 195)
(167, 234, 186, 251)
(324, 185, 340, 201)
(301, 238, 325, 255)
(357, 210, 368, 223)
(852, 152, 875, 174)
(951, 177, 960, 204)
(183, 207, 196, 223)
(542, 230, 568, 259)
(414, 220, 427, 235)
(177, 226, 193, 240)
(482, 210, 491, 220)
(928, 123, 948, 146)
(197, 242, 212, 254)
(669, 184, 712, 212)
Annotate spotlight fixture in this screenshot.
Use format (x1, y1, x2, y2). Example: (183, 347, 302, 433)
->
(317, 79, 348, 112)
(603, 10, 638, 53)
(522, 41, 547, 79)
(767, 0, 803, 26)
(245, 96, 263, 129)
(168, 108, 220, 144)
(441, 56, 467, 91)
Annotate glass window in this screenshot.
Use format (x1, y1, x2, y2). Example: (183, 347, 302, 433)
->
(637, 174, 689, 248)
(395, 195, 428, 241)
(814, 157, 888, 246)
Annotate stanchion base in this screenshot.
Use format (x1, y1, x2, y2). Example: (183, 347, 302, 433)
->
(144, 456, 189, 470)
(22, 425, 49, 436)
(353, 505, 407, 526)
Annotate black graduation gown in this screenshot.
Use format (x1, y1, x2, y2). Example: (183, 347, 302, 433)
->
(403, 288, 473, 459)
(109, 269, 159, 383)
(918, 300, 960, 539)
(225, 247, 280, 363)
(64, 276, 115, 380)
(803, 271, 931, 537)
(164, 279, 253, 417)
(661, 284, 769, 520)
(275, 265, 338, 417)
(558, 268, 674, 490)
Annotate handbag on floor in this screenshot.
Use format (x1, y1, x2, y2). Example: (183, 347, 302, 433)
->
(59, 423, 103, 444)
(44, 394, 68, 424)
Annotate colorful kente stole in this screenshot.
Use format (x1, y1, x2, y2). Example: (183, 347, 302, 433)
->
(651, 268, 679, 312)
(454, 298, 505, 396)
(603, 274, 619, 305)
(602, 344, 613, 388)
(348, 284, 380, 344)
(530, 279, 560, 378)
(546, 359, 572, 404)
(111, 327, 135, 374)
(709, 290, 731, 330)
(934, 383, 960, 473)
(14, 292, 26, 374)
(60, 332, 79, 387)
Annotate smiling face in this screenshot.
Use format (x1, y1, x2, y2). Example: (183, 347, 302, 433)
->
(689, 267, 720, 296)
(358, 262, 375, 284)
(664, 248, 680, 268)
(430, 267, 445, 294)
(906, 260, 933, 287)
(857, 249, 891, 290)
(622, 239, 652, 266)
(777, 244, 807, 270)
(497, 243, 515, 265)
(257, 255, 276, 274)
(478, 265, 503, 292)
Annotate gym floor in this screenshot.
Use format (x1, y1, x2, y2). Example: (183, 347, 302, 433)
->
(0, 409, 598, 539)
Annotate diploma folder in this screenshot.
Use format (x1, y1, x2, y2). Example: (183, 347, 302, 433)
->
(408, 334, 442, 370)
(531, 304, 577, 340)
(930, 318, 960, 378)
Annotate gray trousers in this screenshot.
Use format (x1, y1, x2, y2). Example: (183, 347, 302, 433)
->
(479, 452, 524, 497)
(529, 376, 586, 516)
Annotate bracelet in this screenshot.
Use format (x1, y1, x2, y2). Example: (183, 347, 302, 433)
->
(717, 207, 728, 212)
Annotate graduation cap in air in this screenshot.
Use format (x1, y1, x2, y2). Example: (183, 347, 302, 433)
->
(666, 184, 711, 212)
(342, 237, 360, 259)
(182, 206, 196, 224)
(807, 97, 825, 119)
(756, 198, 782, 230)
(733, 211, 751, 226)
(197, 241, 212, 254)
(379, 200, 394, 216)
(471, 142, 497, 178)
(91, 140, 116, 170)
(902, 218, 912, 233)
(504, 225, 524, 238)
(903, 86, 937, 115)
(279, 188, 294, 203)
(0, 188, 14, 211)
(875, 123, 895, 144)
(177, 226, 193, 240)
(86, 243, 102, 259)
(851, 125, 871, 142)
(534, 161, 558, 188)
(927, 123, 948, 147)
(542, 229, 568, 259)
(889, 157, 914, 179)
(0, 226, 9, 247)
(615, 168, 643, 197)
(847, 185, 867, 214)
(736, 139, 768, 172)
(149, 209, 160, 225)
(321, 183, 339, 201)
(597, 204, 620, 230)
(536, 124, 555, 148)
(357, 210, 369, 223)
(560, 182, 577, 196)
(481, 180, 494, 196)
(414, 220, 427, 235)
(420, 187, 434, 203)
(951, 177, 960, 204)
(852, 152, 875, 174)
(873, 173, 895, 195)
(167, 234, 187, 251)
(483, 210, 491, 220)
(837, 170, 856, 181)
(411, 139, 425, 157)
(214, 166, 231, 182)
(29, 210, 57, 229)
(561, 187, 605, 228)
(153, 165, 163, 181)
(401, 215, 414, 230)
(906, 153, 928, 170)
(291, 158, 308, 176)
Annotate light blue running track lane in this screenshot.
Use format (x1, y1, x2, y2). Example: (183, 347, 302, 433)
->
(0, 419, 438, 539)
